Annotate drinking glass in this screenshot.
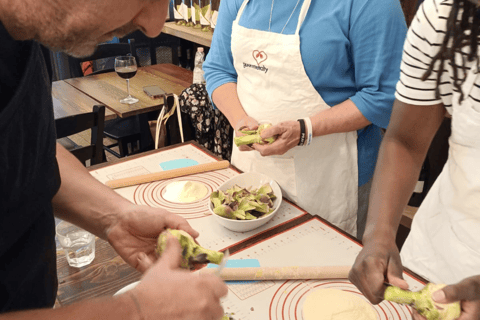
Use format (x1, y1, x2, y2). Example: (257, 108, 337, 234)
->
(56, 221, 95, 268)
(115, 56, 139, 104)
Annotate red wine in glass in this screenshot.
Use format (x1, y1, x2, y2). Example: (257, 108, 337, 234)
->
(116, 66, 137, 79)
(114, 56, 139, 104)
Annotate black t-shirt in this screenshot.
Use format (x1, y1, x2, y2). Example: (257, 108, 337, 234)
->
(0, 21, 61, 312)
(0, 23, 30, 112)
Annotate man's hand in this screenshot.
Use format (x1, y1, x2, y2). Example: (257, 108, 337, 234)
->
(253, 120, 300, 156)
(412, 276, 480, 320)
(106, 204, 199, 273)
(234, 116, 258, 151)
(349, 236, 409, 304)
(131, 236, 228, 320)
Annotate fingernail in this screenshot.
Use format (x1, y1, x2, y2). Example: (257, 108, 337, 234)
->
(138, 252, 146, 261)
(432, 289, 446, 302)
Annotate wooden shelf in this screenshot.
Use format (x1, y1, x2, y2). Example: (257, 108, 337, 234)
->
(161, 21, 212, 47)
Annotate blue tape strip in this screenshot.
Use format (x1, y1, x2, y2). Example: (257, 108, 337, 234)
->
(207, 259, 260, 284)
(160, 159, 199, 171)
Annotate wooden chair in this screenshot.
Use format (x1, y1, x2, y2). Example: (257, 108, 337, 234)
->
(55, 105, 106, 166)
(68, 39, 139, 77)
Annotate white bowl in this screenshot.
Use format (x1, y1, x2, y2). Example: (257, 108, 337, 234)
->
(114, 281, 139, 296)
(208, 172, 282, 232)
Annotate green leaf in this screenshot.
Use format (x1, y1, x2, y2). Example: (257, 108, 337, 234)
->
(232, 210, 246, 220)
(245, 212, 257, 220)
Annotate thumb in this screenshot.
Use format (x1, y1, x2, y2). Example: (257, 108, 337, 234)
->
(136, 252, 155, 273)
(435, 277, 480, 303)
(386, 258, 409, 290)
(158, 235, 184, 270)
(260, 126, 282, 139)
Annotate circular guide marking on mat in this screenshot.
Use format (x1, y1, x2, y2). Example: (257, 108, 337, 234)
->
(269, 280, 412, 320)
(133, 171, 232, 219)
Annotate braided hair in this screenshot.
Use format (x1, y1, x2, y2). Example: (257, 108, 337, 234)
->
(422, 0, 480, 102)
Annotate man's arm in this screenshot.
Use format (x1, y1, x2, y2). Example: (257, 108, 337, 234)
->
(1, 237, 228, 320)
(52, 143, 132, 239)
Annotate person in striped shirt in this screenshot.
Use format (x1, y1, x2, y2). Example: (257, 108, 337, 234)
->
(349, 0, 480, 318)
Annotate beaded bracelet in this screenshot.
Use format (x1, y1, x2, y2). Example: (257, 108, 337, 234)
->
(297, 119, 306, 146)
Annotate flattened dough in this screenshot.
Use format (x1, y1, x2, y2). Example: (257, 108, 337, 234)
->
(303, 288, 377, 320)
(163, 181, 208, 203)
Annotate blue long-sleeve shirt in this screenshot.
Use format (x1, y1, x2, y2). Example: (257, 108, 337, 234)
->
(204, 0, 407, 186)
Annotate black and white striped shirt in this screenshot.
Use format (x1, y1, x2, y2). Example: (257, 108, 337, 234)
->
(396, 0, 480, 112)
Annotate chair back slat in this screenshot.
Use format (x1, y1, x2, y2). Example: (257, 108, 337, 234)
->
(69, 39, 138, 77)
(55, 105, 106, 166)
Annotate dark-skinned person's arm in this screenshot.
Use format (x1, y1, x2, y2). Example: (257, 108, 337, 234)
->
(348, 99, 446, 304)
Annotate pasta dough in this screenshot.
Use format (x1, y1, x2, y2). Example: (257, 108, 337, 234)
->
(163, 181, 208, 203)
(302, 288, 377, 320)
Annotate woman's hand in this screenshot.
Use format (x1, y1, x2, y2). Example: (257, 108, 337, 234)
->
(349, 235, 409, 304)
(412, 276, 480, 320)
(253, 120, 300, 156)
(234, 116, 258, 151)
(106, 204, 199, 273)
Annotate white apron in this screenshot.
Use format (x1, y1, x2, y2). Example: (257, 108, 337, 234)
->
(230, 0, 358, 235)
(401, 65, 480, 284)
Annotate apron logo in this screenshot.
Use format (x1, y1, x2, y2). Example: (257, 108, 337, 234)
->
(242, 50, 269, 74)
(252, 50, 268, 65)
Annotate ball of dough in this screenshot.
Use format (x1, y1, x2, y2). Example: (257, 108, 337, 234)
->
(163, 181, 208, 203)
(303, 288, 377, 320)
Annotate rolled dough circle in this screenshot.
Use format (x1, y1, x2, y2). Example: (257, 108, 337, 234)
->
(163, 181, 208, 203)
(302, 288, 377, 320)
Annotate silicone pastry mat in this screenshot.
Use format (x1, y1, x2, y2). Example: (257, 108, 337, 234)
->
(219, 217, 423, 320)
(90, 143, 309, 251)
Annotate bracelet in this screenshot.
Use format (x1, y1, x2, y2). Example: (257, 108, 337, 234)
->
(128, 291, 145, 320)
(304, 117, 313, 146)
(297, 119, 306, 146)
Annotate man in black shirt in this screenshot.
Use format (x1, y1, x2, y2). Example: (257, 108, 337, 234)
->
(0, 0, 227, 319)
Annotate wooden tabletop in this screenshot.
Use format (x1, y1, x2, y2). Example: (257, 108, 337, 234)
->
(64, 64, 193, 119)
(52, 81, 117, 121)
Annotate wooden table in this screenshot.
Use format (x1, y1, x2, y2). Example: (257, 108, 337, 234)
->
(162, 22, 212, 47)
(56, 142, 426, 313)
(54, 64, 192, 152)
(64, 64, 192, 119)
(52, 81, 117, 121)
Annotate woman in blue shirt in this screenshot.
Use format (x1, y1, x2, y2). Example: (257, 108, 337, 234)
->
(204, 0, 407, 239)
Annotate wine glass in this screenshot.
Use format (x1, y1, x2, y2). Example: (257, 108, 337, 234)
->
(115, 56, 139, 104)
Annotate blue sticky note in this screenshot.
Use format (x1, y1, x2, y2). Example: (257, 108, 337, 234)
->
(160, 159, 199, 171)
(207, 259, 260, 284)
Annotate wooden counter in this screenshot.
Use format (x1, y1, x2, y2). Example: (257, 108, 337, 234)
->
(162, 22, 212, 47)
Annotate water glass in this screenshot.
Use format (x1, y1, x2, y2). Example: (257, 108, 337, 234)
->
(56, 221, 95, 268)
